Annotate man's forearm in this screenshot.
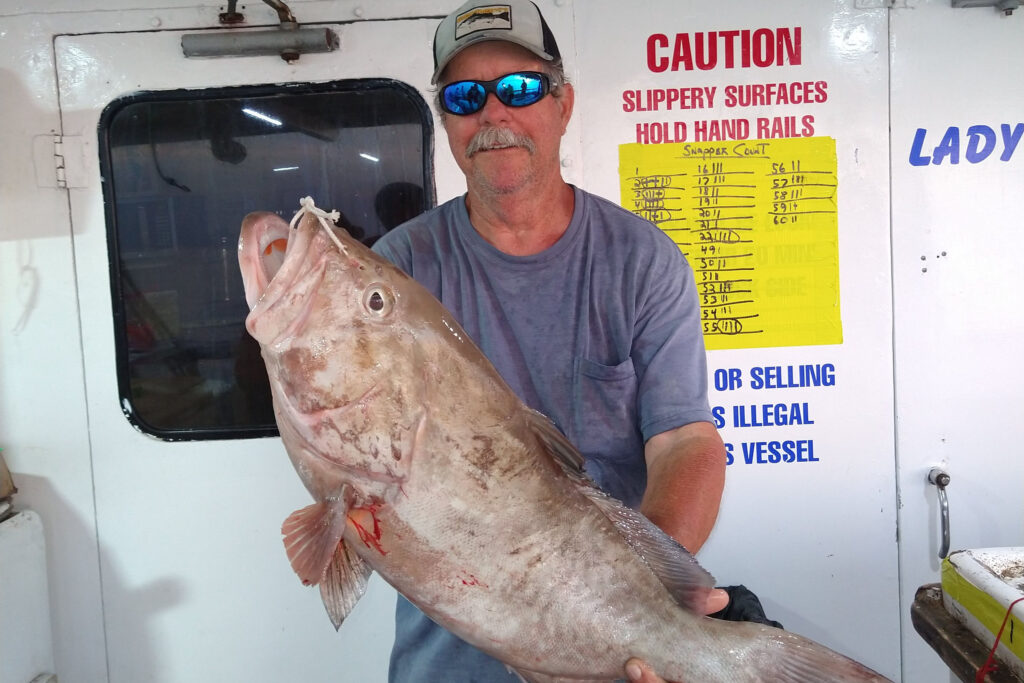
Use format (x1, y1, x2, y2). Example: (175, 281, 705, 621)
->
(641, 421, 727, 553)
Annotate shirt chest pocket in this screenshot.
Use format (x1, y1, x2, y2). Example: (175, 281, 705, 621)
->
(573, 356, 641, 465)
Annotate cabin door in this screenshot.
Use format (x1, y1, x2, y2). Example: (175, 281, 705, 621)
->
(54, 17, 439, 681)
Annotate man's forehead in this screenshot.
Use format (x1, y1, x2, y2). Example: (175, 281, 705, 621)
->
(441, 41, 545, 82)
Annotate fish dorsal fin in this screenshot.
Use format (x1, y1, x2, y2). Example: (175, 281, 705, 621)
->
(526, 409, 715, 613)
(318, 539, 372, 630)
(525, 408, 586, 475)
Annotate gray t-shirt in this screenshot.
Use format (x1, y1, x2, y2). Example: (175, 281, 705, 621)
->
(372, 185, 712, 682)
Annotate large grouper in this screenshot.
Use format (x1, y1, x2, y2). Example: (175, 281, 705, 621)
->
(237, 198, 891, 683)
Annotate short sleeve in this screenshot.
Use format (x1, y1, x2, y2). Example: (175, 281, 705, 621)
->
(631, 233, 713, 442)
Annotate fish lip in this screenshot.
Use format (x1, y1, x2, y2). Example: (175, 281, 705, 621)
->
(265, 257, 328, 346)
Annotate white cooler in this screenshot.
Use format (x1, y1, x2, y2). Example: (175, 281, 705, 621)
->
(942, 547, 1024, 680)
(0, 509, 57, 683)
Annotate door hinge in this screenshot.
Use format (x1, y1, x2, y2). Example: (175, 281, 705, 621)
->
(51, 134, 88, 189)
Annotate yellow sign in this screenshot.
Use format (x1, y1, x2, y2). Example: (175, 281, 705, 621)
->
(619, 137, 842, 350)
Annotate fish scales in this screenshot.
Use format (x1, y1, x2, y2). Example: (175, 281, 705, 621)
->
(238, 199, 892, 683)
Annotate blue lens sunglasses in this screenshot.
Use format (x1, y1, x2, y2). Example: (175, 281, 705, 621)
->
(440, 72, 552, 116)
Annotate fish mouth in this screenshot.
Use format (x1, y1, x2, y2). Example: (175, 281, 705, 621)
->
(240, 205, 378, 347)
(239, 211, 312, 310)
(239, 210, 339, 345)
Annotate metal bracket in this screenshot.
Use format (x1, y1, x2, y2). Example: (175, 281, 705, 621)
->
(219, 0, 300, 25)
(952, 0, 1020, 15)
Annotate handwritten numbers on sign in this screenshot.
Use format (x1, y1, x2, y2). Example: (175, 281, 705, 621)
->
(620, 137, 841, 351)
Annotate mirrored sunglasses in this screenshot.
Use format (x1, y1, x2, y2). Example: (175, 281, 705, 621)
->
(440, 72, 552, 116)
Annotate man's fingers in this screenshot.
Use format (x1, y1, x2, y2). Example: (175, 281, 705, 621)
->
(624, 657, 669, 683)
(705, 587, 730, 615)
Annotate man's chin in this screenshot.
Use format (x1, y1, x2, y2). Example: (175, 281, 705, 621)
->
(469, 167, 534, 195)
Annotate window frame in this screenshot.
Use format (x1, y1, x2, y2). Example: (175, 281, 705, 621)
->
(97, 78, 436, 441)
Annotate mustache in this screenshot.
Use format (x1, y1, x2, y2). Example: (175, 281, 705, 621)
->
(465, 127, 536, 157)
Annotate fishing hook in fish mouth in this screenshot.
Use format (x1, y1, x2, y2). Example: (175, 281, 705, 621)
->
(291, 196, 351, 258)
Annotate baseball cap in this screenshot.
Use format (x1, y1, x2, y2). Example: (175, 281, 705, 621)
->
(432, 0, 562, 84)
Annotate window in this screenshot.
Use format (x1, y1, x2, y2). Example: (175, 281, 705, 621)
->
(99, 80, 433, 439)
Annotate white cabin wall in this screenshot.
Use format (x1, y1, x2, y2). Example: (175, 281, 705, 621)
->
(890, 2, 1024, 681)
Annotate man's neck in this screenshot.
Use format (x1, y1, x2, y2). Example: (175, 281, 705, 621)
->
(465, 179, 575, 256)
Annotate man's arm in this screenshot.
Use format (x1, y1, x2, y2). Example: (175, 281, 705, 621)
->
(640, 420, 726, 553)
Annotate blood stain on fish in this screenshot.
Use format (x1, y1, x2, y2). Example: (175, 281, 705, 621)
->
(348, 504, 387, 555)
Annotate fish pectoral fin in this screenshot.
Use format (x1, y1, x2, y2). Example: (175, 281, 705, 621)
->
(579, 485, 716, 615)
(318, 539, 373, 631)
(281, 501, 349, 587)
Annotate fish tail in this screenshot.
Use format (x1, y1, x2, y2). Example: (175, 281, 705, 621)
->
(658, 620, 893, 682)
(725, 622, 894, 682)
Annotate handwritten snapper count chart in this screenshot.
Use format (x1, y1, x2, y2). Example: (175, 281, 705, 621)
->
(619, 137, 842, 350)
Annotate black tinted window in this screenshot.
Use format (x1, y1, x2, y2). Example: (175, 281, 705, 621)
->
(100, 81, 433, 439)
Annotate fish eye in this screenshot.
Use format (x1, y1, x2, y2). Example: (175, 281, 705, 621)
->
(363, 284, 395, 317)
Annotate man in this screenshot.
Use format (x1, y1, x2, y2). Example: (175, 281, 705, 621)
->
(372, 1, 728, 681)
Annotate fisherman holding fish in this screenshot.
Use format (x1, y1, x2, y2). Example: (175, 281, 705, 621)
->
(373, 1, 728, 681)
(240, 2, 892, 678)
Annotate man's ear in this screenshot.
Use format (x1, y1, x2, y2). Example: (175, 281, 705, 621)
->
(557, 82, 575, 134)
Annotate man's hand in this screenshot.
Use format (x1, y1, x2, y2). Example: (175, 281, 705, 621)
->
(624, 658, 666, 683)
(623, 588, 730, 683)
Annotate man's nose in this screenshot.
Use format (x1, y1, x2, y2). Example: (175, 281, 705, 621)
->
(477, 91, 511, 124)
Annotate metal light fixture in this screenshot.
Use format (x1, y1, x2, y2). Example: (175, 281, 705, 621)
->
(951, 0, 1020, 15)
(182, 0, 339, 62)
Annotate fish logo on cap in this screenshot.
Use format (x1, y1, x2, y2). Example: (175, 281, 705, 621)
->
(455, 5, 513, 39)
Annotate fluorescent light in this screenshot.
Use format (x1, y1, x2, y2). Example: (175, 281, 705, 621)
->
(242, 108, 282, 126)
(360, 153, 380, 162)
(273, 166, 299, 172)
